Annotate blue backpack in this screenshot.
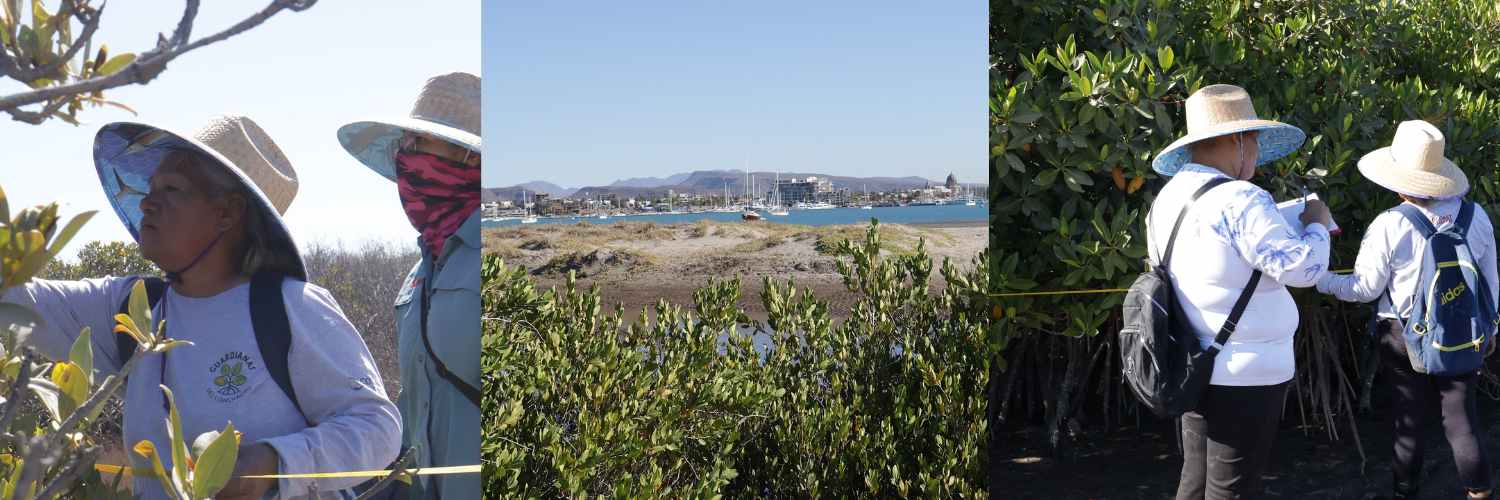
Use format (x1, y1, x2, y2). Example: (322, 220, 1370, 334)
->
(1391, 201, 1500, 376)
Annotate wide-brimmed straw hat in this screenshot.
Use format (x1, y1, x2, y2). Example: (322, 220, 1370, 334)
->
(1152, 84, 1306, 176)
(1358, 120, 1468, 199)
(93, 115, 307, 280)
(337, 72, 481, 181)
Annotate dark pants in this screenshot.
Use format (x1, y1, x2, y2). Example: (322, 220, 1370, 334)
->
(1175, 381, 1289, 500)
(1377, 318, 1492, 494)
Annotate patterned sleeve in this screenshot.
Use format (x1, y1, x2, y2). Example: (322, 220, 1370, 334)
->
(1209, 183, 1332, 287)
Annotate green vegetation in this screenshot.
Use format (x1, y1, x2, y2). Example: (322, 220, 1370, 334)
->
(483, 222, 994, 496)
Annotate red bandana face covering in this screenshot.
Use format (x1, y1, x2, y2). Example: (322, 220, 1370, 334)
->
(395, 152, 480, 257)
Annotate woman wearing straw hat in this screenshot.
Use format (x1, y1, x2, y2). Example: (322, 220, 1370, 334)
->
(337, 72, 481, 500)
(1, 116, 401, 499)
(1317, 120, 1497, 499)
(1148, 84, 1332, 499)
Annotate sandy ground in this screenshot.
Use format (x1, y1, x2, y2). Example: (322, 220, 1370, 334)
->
(485, 220, 986, 321)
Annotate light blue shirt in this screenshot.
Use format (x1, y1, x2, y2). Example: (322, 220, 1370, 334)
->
(393, 210, 480, 499)
(4, 278, 400, 499)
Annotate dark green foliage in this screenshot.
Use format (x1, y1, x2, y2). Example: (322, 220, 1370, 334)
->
(483, 222, 993, 497)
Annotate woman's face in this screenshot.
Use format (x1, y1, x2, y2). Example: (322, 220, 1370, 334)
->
(137, 154, 231, 270)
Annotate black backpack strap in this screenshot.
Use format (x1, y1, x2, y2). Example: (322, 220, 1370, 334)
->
(1393, 204, 1438, 239)
(115, 276, 168, 368)
(1207, 270, 1263, 354)
(1160, 177, 1234, 267)
(419, 270, 481, 408)
(249, 272, 308, 424)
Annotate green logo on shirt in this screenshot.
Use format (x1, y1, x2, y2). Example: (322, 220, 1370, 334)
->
(207, 352, 257, 403)
(215, 362, 247, 391)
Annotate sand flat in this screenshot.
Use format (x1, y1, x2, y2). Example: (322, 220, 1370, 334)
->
(486, 220, 985, 320)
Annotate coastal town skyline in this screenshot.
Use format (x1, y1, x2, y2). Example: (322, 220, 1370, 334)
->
(485, 168, 987, 194)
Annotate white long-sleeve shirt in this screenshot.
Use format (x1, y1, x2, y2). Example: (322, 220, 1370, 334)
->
(3, 277, 401, 499)
(1317, 199, 1499, 321)
(1147, 163, 1331, 386)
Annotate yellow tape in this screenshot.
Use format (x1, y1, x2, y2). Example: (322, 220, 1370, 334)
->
(988, 269, 1356, 298)
(95, 463, 479, 479)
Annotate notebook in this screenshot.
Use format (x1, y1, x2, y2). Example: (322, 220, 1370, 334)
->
(1277, 193, 1341, 236)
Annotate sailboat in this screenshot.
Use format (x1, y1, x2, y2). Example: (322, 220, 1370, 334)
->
(595, 193, 610, 219)
(520, 189, 538, 223)
(860, 184, 873, 210)
(964, 184, 977, 206)
(767, 172, 789, 216)
(741, 168, 761, 221)
(713, 182, 735, 212)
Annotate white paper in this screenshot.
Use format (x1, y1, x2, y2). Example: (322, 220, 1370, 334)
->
(1277, 193, 1340, 234)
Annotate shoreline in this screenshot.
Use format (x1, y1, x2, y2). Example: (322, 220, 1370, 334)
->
(905, 219, 987, 228)
(486, 220, 986, 321)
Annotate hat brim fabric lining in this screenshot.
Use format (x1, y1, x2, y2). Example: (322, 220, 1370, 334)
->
(1152, 121, 1306, 176)
(93, 122, 306, 280)
(337, 119, 481, 182)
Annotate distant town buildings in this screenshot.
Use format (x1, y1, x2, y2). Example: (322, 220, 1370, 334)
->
(775, 176, 834, 204)
(483, 173, 985, 220)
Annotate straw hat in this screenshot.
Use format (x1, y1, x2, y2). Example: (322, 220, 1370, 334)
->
(1358, 120, 1468, 199)
(337, 72, 481, 181)
(1152, 84, 1306, 176)
(92, 115, 306, 279)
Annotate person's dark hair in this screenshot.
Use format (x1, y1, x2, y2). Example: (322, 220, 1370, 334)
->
(171, 149, 300, 277)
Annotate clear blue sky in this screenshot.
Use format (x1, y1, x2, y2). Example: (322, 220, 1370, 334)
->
(484, 1, 984, 189)
(0, 0, 479, 260)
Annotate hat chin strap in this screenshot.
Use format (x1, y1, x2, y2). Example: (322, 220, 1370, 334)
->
(164, 228, 228, 284)
(1237, 134, 1247, 178)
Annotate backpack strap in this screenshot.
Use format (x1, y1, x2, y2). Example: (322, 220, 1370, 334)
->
(1455, 200, 1476, 238)
(1392, 204, 1438, 239)
(115, 276, 168, 367)
(1160, 177, 1234, 267)
(419, 269, 481, 408)
(249, 272, 309, 424)
(1208, 270, 1263, 354)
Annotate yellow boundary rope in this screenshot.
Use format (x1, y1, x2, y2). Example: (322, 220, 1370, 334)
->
(989, 269, 1356, 298)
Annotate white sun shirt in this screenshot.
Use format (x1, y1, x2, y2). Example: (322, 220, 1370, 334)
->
(1147, 163, 1332, 386)
(1317, 198, 1498, 320)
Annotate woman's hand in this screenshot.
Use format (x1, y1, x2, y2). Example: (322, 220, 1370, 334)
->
(1301, 198, 1333, 228)
(216, 443, 279, 500)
